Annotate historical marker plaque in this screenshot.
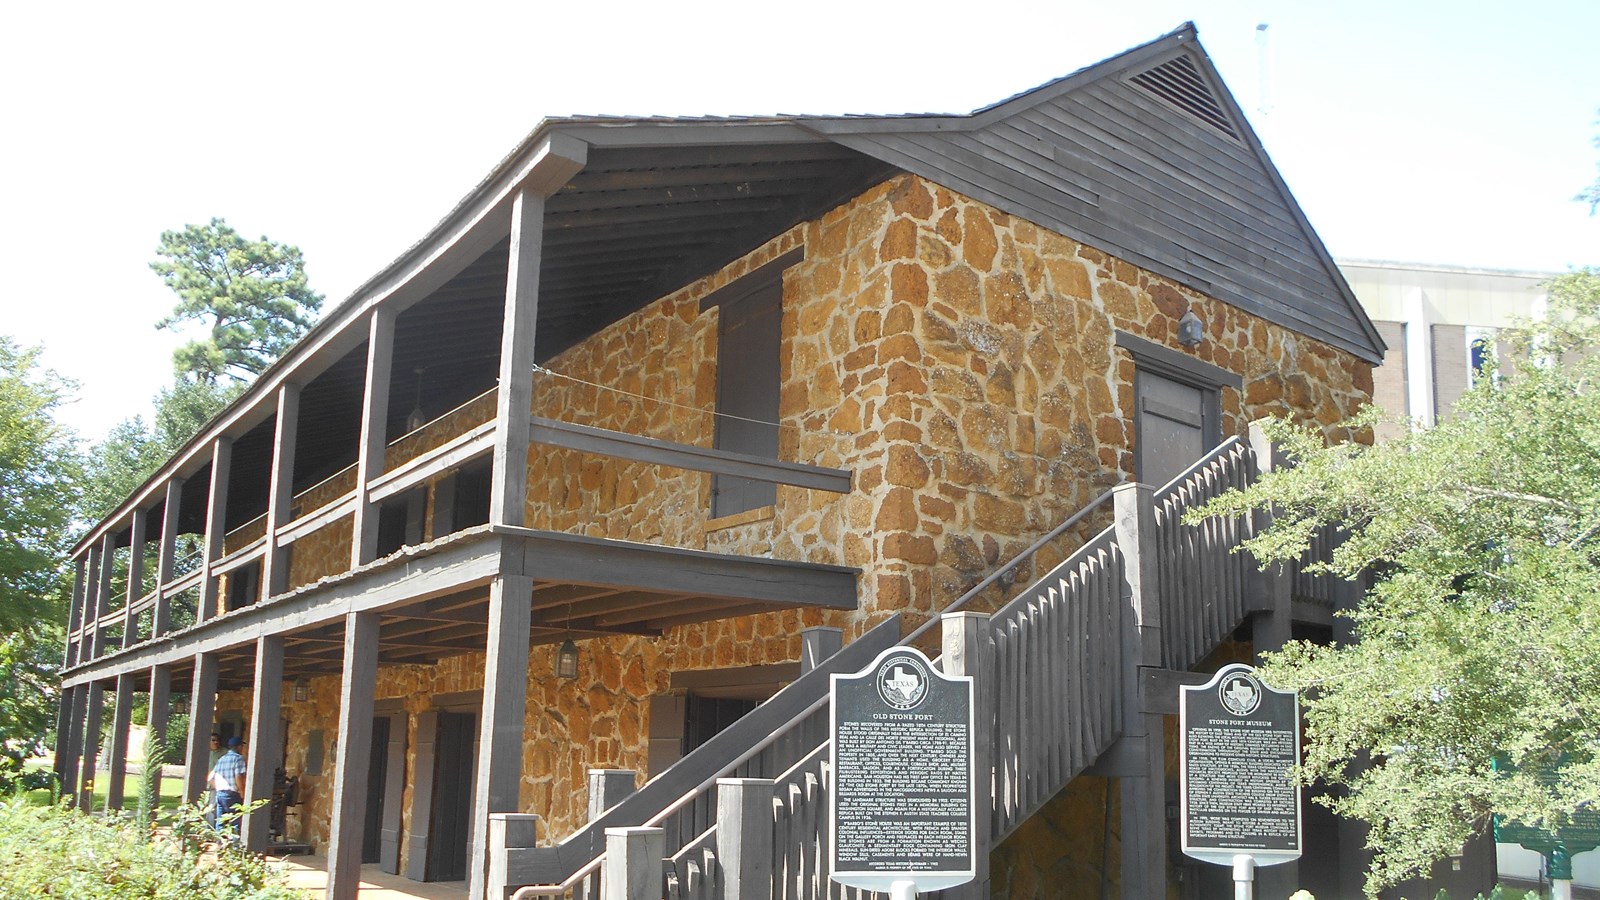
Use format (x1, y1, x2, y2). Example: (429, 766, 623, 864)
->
(1180, 663, 1302, 866)
(829, 646, 975, 892)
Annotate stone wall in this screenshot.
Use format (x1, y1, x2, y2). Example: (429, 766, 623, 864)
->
(200, 172, 1372, 879)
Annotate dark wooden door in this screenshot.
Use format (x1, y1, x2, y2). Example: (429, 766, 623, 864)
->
(361, 716, 391, 864)
(426, 711, 475, 882)
(1135, 370, 1216, 487)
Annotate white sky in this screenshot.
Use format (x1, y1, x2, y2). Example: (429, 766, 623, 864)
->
(3, 0, 1598, 440)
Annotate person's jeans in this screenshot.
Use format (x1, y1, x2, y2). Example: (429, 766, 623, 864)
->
(215, 790, 242, 836)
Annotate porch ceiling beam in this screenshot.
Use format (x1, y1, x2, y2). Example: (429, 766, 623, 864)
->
(536, 589, 688, 620)
(499, 525, 857, 609)
(60, 532, 507, 689)
(528, 583, 621, 611)
(589, 594, 727, 628)
(528, 417, 851, 493)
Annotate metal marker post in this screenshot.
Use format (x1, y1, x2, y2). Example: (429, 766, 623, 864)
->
(890, 881, 918, 900)
(1233, 854, 1256, 900)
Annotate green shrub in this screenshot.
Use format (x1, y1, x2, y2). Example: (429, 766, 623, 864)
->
(0, 797, 300, 899)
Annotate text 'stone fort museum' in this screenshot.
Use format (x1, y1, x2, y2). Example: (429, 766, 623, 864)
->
(54, 26, 1480, 900)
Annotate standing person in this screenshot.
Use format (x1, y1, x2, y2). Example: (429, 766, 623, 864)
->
(207, 736, 246, 839)
(204, 734, 223, 827)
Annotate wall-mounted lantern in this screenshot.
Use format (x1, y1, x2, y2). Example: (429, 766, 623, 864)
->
(1178, 309, 1205, 347)
(293, 676, 310, 702)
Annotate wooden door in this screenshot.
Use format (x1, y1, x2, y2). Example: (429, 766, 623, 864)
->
(426, 711, 475, 882)
(1135, 370, 1216, 487)
(361, 716, 390, 864)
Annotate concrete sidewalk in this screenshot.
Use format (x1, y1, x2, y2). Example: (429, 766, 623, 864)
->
(277, 855, 467, 899)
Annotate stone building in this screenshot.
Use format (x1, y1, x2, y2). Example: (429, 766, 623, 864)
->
(55, 24, 1404, 900)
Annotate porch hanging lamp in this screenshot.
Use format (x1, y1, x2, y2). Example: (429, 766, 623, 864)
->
(555, 639, 579, 679)
(405, 368, 427, 432)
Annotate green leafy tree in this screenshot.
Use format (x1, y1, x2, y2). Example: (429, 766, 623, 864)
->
(1197, 270, 1600, 895)
(151, 218, 323, 384)
(0, 338, 80, 791)
(80, 379, 242, 521)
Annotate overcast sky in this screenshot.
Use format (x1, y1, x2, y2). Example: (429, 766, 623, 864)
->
(3, 0, 1597, 440)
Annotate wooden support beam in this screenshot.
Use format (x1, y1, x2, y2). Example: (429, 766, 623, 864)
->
(528, 583, 620, 611)
(61, 533, 505, 688)
(65, 558, 86, 667)
(942, 612, 993, 900)
(184, 653, 220, 803)
(145, 665, 172, 810)
(201, 438, 234, 622)
(352, 308, 396, 569)
(243, 635, 284, 852)
(54, 685, 83, 801)
(717, 778, 774, 900)
(124, 509, 148, 648)
(93, 535, 115, 659)
(326, 611, 379, 900)
(603, 827, 665, 900)
(1112, 483, 1167, 898)
(79, 683, 104, 812)
(105, 675, 135, 810)
(503, 526, 859, 609)
(800, 626, 843, 673)
(468, 574, 534, 900)
(264, 384, 301, 598)
(490, 188, 544, 530)
(529, 416, 852, 493)
(154, 479, 183, 637)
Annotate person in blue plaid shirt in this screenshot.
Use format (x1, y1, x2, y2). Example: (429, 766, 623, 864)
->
(208, 736, 247, 837)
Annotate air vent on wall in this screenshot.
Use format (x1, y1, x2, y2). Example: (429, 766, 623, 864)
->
(1128, 54, 1240, 141)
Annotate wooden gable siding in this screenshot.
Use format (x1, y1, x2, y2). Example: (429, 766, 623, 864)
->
(815, 51, 1382, 365)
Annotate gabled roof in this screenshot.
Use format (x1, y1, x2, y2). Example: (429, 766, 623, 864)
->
(75, 24, 1381, 555)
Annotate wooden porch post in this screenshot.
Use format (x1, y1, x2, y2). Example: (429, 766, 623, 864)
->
(942, 611, 993, 900)
(154, 478, 183, 637)
(243, 635, 285, 852)
(487, 814, 540, 900)
(603, 827, 665, 900)
(717, 778, 775, 900)
(201, 437, 233, 621)
(124, 508, 148, 648)
(352, 309, 396, 569)
(264, 384, 301, 598)
(184, 652, 220, 803)
(800, 626, 843, 673)
(1112, 482, 1168, 899)
(79, 682, 105, 812)
(490, 189, 543, 529)
(93, 534, 115, 659)
(145, 664, 172, 812)
(467, 574, 534, 900)
(490, 136, 586, 529)
(326, 611, 379, 900)
(65, 557, 85, 666)
(105, 674, 135, 810)
(54, 684, 83, 801)
(587, 769, 638, 822)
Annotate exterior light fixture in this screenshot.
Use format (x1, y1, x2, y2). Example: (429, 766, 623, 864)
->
(1178, 309, 1205, 347)
(405, 368, 427, 432)
(293, 676, 310, 702)
(556, 639, 579, 679)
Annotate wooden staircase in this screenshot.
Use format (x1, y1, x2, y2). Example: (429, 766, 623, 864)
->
(492, 429, 1336, 899)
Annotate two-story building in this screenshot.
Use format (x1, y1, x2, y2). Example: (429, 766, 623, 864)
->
(54, 24, 1428, 900)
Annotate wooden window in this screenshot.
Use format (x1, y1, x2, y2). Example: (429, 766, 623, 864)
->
(375, 487, 425, 557)
(703, 249, 800, 519)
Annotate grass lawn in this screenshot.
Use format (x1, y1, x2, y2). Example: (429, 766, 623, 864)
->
(21, 757, 187, 811)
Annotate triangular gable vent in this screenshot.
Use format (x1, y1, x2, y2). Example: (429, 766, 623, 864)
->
(1128, 54, 1240, 141)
